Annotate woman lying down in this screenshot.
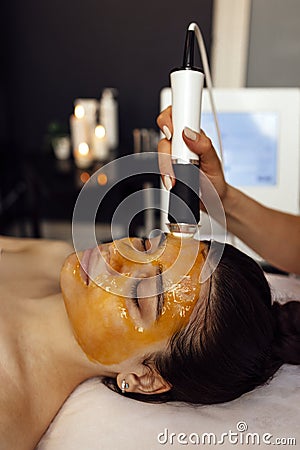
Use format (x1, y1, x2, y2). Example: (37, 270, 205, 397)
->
(0, 233, 299, 449)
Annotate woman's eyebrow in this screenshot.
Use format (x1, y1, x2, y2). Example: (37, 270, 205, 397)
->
(156, 264, 164, 320)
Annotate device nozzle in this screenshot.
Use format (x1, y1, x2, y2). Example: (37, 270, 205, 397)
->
(167, 223, 199, 239)
(182, 29, 195, 68)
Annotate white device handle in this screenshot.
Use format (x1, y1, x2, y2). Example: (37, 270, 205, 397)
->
(171, 69, 205, 163)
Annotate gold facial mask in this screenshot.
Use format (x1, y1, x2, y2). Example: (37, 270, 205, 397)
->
(61, 235, 206, 365)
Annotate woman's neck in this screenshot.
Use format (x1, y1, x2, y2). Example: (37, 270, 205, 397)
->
(26, 292, 115, 386)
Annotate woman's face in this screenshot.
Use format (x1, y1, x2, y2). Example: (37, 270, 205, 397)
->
(61, 234, 207, 365)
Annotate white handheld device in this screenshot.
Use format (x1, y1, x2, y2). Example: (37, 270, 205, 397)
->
(167, 25, 205, 237)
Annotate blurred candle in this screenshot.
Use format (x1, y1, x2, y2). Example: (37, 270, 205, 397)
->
(93, 125, 108, 161)
(74, 99, 97, 131)
(74, 142, 92, 168)
(70, 114, 89, 151)
(74, 104, 85, 119)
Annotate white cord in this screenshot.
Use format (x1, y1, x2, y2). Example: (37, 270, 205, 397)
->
(189, 22, 224, 166)
(189, 23, 237, 245)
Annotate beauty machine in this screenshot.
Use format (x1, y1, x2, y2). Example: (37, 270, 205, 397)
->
(166, 23, 223, 239)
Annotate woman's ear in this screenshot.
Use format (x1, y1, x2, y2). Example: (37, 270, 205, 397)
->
(116, 368, 171, 395)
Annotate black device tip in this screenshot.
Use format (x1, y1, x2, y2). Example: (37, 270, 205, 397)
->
(183, 30, 195, 68)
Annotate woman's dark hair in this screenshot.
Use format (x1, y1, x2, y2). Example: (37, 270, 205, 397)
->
(103, 242, 300, 404)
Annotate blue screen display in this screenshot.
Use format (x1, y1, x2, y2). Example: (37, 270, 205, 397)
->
(201, 112, 278, 187)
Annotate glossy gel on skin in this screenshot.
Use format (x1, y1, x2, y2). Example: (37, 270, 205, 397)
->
(60, 235, 207, 365)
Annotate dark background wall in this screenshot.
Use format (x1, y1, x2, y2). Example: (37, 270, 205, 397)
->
(2, 0, 213, 154)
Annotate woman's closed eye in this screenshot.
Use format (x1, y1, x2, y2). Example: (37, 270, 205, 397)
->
(130, 276, 157, 307)
(128, 269, 164, 327)
(130, 278, 143, 309)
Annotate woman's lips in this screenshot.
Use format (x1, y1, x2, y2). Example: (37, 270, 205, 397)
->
(79, 248, 93, 284)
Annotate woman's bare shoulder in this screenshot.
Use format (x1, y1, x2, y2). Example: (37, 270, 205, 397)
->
(0, 235, 73, 256)
(0, 235, 40, 252)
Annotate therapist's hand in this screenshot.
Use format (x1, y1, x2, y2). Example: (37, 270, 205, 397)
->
(156, 106, 228, 203)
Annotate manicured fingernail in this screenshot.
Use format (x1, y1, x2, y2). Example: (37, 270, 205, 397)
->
(163, 125, 172, 140)
(163, 175, 172, 191)
(184, 127, 197, 141)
